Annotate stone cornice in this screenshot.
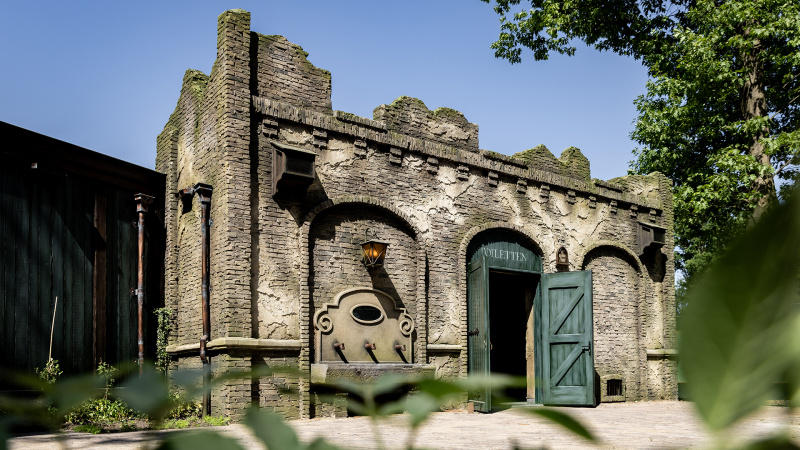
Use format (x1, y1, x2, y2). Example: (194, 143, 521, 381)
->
(253, 95, 664, 211)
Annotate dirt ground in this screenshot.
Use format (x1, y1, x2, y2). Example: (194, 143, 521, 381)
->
(9, 401, 800, 449)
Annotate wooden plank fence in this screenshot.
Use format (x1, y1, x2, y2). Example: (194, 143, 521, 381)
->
(0, 122, 165, 383)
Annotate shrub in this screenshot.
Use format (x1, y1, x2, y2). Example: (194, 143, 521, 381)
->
(35, 359, 62, 384)
(166, 392, 202, 420)
(65, 398, 140, 426)
(203, 415, 230, 427)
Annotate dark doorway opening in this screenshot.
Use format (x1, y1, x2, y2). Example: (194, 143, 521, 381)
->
(489, 270, 535, 402)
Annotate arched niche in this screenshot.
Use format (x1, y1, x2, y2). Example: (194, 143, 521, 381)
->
(581, 245, 643, 402)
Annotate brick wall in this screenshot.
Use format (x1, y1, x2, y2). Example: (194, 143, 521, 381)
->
(254, 34, 332, 113)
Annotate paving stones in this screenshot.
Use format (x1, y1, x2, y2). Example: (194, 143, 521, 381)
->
(9, 402, 800, 449)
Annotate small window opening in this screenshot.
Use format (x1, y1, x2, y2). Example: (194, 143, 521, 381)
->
(607, 379, 623, 397)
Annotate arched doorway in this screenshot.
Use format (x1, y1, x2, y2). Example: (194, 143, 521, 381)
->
(466, 230, 595, 411)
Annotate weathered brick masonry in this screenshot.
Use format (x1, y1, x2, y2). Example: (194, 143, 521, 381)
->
(158, 9, 677, 418)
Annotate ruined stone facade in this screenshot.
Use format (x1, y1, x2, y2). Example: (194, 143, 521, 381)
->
(157, 9, 677, 419)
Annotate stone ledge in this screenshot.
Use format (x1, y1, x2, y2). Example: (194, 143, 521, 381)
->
(646, 349, 678, 359)
(334, 110, 386, 131)
(166, 338, 302, 356)
(311, 363, 437, 384)
(426, 344, 464, 353)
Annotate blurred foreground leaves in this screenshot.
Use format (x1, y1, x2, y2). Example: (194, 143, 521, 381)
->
(9, 196, 800, 448)
(681, 192, 800, 434)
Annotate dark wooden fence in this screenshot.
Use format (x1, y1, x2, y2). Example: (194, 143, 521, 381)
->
(0, 122, 165, 383)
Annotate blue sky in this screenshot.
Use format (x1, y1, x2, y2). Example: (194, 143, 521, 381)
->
(0, 1, 649, 182)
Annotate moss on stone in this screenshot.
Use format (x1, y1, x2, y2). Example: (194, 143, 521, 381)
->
(513, 144, 558, 166)
(294, 45, 310, 59)
(389, 96, 428, 110)
(557, 146, 591, 182)
(483, 149, 505, 160)
(431, 107, 465, 120)
(183, 69, 209, 107)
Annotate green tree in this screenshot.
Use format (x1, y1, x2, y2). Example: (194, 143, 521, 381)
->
(482, 0, 800, 290)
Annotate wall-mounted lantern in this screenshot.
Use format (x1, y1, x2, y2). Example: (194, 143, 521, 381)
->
(361, 228, 389, 268)
(556, 246, 570, 271)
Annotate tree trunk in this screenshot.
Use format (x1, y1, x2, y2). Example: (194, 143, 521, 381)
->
(741, 31, 775, 224)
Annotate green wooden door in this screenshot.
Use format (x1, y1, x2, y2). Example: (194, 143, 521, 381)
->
(539, 270, 595, 406)
(467, 256, 490, 412)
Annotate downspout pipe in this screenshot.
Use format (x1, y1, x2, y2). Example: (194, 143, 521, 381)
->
(134, 194, 154, 376)
(177, 183, 213, 416)
(196, 184, 213, 417)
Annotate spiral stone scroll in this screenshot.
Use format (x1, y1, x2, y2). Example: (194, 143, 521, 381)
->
(315, 311, 333, 333)
(314, 287, 415, 363)
(399, 313, 414, 337)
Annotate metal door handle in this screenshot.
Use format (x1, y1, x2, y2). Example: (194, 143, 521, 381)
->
(467, 328, 479, 336)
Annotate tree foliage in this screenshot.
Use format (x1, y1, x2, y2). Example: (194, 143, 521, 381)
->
(482, 0, 800, 288)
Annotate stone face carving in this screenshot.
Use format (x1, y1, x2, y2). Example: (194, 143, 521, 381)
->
(313, 287, 414, 364)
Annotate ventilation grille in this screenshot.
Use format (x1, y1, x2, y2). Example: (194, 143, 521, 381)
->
(607, 379, 623, 397)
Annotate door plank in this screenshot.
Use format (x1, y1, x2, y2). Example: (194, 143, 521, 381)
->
(467, 256, 490, 412)
(540, 270, 595, 406)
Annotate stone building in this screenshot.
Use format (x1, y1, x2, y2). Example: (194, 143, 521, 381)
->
(158, 9, 677, 418)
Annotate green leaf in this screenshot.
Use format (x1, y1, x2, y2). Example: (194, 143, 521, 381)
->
(454, 373, 521, 392)
(0, 417, 12, 450)
(243, 408, 303, 450)
(414, 379, 464, 400)
(156, 430, 245, 450)
(681, 194, 800, 430)
(306, 437, 344, 450)
(737, 434, 800, 450)
(403, 393, 440, 428)
(49, 374, 105, 416)
(372, 374, 411, 397)
(116, 366, 170, 416)
(519, 408, 596, 442)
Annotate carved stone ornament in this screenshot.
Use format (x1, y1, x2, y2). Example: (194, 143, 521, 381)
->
(313, 287, 414, 364)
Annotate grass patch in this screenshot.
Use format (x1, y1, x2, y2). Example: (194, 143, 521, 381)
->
(73, 424, 102, 434)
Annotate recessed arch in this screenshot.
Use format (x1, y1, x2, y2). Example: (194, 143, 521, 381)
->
(577, 240, 643, 275)
(579, 241, 646, 402)
(301, 195, 422, 238)
(297, 196, 429, 383)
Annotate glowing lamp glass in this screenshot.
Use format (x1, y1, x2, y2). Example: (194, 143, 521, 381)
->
(361, 239, 388, 268)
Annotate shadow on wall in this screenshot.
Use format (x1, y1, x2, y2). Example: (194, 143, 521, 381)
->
(640, 247, 666, 283)
(272, 172, 329, 227)
(367, 265, 404, 310)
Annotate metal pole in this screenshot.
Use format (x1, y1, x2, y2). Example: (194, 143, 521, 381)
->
(134, 194, 154, 376)
(194, 184, 213, 417)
